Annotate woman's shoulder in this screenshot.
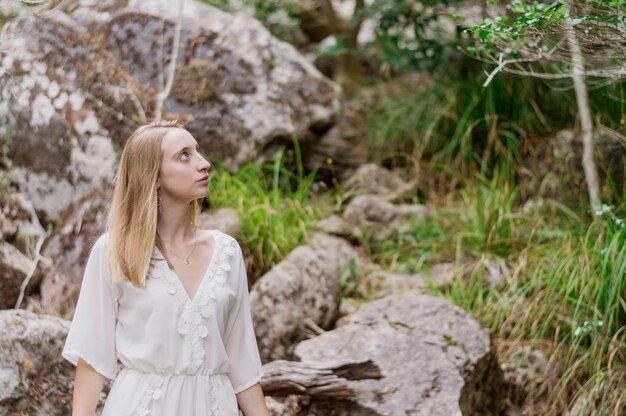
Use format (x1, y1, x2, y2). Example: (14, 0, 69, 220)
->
(203, 228, 243, 259)
(91, 232, 109, 252)
(201, 228, 238, 246)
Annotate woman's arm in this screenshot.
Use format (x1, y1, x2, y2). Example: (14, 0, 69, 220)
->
(71, 358, 106, 416)
(236, 382, 271, 416)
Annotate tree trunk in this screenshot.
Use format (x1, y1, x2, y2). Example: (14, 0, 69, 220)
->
(154, 0, 185, 121)
(260, 358, 382, 398)
(565, 3, 601, 216)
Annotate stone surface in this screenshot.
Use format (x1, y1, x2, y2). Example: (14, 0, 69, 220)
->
(500, 345, 549, 409)
(196, 207, 242, 240)
(360, 269, 426, 299)
(249, 233, 363, 362)
(0, 241, 35, 310)
(312, 214, 362, 242)
(0, 309, 110, 415)
(38, 190, 110, 319)
(0, 193, 34, 242)
(294, 293, 504, 416)
(342, 163, 413, 198)
(426, 262, 459, 289)
(0, 0, 340, 222)
(342, 194, 432, 238)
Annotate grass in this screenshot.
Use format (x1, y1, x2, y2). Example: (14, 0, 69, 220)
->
(365, 58, 626, 189)
(197, 53, 625, 413)
(209, 140, 624, 413)
(204, 142, 332, 274)
(352, 169, 625, 413)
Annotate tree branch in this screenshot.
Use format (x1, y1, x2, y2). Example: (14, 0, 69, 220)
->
(154, 0, 185, 121)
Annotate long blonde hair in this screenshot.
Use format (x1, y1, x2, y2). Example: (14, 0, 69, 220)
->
(105, 120, 199, 287)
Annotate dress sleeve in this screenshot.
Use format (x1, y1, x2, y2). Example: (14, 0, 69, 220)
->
(224, 241, 264, 394)
(62, 234, 119, 380)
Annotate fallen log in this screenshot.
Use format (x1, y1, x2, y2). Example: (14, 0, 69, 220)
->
(260, 358, 382, 398)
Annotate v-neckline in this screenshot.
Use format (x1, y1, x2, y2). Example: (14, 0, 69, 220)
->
(156, 230, 220, 303)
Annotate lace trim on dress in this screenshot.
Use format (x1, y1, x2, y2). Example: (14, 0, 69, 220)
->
(126, 373, 171, 416)
(150, 232, 238, 372)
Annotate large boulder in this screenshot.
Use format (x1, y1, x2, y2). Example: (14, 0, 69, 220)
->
(37, 190, 110, 319)
(0, 193, 46, 248)
(0, 193, 47, 309)
(0, 241, 37, 310)
(0, 309, 110, 415)
(249, 232, 365, 362)
(294, 293, 504, 415)
(0, 0, 339, 222)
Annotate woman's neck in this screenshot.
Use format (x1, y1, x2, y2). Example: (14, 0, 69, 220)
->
(156, 200, 196, 245)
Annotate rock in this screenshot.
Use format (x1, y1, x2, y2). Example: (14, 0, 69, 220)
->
(294, 293, 503, 415)
(312, 214, 362, 242)
(342, 194, 432, 239)
(196, 207, 242, 238)
(74, 0, 339, 168)
(344, 194, 432, 226)
(299, 124, 369, 183)
(0, 193, 33, 242)
(343, 194, 398, 224)
(360, 269, 426, 299)
(334, 300, 358, 328)
(426, 262, 459, 289)
(0, 12, 123, 223)
(0, 309, 110, 415)
(1, 0, 340, 221)
(0, 241, 38, 310)
(249, 233, 362, 362)
(38, 190, 110, 319)
(266, 396, 301, 416)
(342, 163, 414, 198)
(0, 193, 47, 254)
(500, 345, 549, 408)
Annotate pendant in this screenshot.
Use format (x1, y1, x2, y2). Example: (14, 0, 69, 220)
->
(184, 259, 190, 265)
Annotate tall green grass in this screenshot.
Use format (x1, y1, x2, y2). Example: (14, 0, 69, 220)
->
(366, 59, 626, 188)
(428, 181, 624, 414)
(351, 161, 625, 413)
(204, 142, 330, 272)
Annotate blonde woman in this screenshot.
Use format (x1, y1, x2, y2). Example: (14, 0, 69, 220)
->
(62, 120, 270, 416)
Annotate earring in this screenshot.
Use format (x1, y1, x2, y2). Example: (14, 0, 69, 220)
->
(157, 194, 162, 212)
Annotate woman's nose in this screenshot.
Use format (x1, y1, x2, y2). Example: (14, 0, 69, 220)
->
(199, 156, 211, 171)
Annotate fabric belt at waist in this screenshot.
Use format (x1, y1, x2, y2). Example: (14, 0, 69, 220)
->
(120, 366, 229, 377)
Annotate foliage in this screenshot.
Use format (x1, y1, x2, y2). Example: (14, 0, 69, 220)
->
(365, 53, 625, 188)
(465, 0, 626, 80)
(200, 0, 303, 44)
(353, 166, 625, 413)
(204, 137, 330, 273)
(359, 0, 464, 73)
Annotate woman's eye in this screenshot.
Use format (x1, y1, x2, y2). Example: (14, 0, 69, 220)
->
(180, 151, 190, 161)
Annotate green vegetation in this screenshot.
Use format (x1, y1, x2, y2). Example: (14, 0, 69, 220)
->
(195, 1, 625, 412)
(205, 143, 332, 272)
(203, 65, 625, 414)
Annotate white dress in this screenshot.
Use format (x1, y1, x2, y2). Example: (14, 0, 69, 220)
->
(62, 230, 264, 416)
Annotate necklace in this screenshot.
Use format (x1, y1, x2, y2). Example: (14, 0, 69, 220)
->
(163, 228, 198, 265)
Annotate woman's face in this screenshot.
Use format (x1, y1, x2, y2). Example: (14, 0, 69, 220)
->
(157, 128, 211, 202)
